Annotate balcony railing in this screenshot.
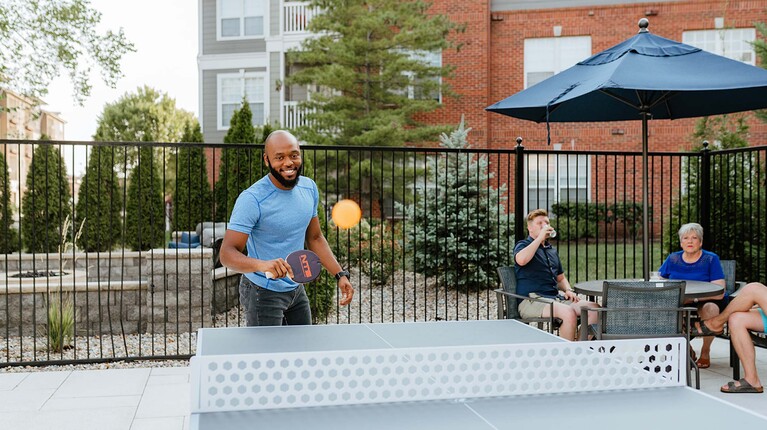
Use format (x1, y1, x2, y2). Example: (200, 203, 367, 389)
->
(283, 1, 319, 34)
(282, 101, 312, 129)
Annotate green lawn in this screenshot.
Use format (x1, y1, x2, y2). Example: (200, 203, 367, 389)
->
(555, 241, 669, 284)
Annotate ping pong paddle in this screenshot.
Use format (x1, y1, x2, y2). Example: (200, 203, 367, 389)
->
(264, 249, 322, 283)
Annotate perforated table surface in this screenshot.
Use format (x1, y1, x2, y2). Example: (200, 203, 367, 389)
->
(190, 320, 767, 430)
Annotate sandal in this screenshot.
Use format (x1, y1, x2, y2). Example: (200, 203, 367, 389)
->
(696, 357, 710, 369)
(690, 321, 724, 337)
(721, 378, 764, 393)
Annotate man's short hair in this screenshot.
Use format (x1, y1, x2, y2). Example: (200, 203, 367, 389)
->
(526, 209, 548, 223)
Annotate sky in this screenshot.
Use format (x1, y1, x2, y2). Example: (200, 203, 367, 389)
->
(42, 0, 199, 145)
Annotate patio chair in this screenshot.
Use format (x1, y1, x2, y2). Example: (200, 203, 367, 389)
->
(580, 280, 699, 388)
(495, 266, 562, 334)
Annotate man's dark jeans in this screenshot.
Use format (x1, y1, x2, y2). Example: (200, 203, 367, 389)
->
(239, 275, 312, 326)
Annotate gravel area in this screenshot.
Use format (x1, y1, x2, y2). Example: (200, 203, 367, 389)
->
(1, 270, 499, 372)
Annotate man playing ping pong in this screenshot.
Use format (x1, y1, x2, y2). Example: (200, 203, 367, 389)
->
(219, 130, 354, 326)
(514, 209, 599, 341)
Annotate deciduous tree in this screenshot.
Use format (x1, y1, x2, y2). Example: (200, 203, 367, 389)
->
(0, 0, 134, 104)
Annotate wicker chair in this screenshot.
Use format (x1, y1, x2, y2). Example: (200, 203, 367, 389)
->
(580, 280, 699, 388)
(494, 266, 562, 334)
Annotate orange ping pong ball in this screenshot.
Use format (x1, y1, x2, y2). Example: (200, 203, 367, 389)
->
(331, 199, 362, 229)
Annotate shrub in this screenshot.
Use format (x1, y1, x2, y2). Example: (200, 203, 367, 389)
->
(125, 146, 165, 250)
(550, 202, 606, 240)
(308, 201, 335, 322)
(75, 145, 123, 251)
(22, 140, 72, 252)
(330, 218, 402, 287)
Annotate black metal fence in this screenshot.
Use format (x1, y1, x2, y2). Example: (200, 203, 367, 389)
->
(0, 138, 765, 366)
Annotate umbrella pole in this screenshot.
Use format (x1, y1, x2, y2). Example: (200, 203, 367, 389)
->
(642, 113, 650, 281)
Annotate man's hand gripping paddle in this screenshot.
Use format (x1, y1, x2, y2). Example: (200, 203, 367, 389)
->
(265, 249, 322, 283)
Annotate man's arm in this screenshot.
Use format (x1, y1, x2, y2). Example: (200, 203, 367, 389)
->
(305, 217, 354, 306)
(514, 227, 550, 266)
(557, 273, 579, 302)
(219, 230, 293, 279)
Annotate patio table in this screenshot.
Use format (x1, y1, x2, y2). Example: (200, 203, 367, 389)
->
(574, 279, 723, 301)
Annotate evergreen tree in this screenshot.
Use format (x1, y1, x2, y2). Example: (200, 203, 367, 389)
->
(0, 151, 19, 253)
(125, 146, 165, 250)
(21, 138, 72, 252)
(173, 121, 212, 231)
(288, 0, 461, 147)
(75, 146, 123, 251)
(287, 0, 460, 207)
(400, 120, 512, 291)
(214, 101, 271, 220)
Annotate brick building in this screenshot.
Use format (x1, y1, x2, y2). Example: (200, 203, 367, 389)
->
(198, 0, 767, 218)
(427, 0, 767, 152)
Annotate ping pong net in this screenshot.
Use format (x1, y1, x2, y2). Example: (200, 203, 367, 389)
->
(191, 337, 687, 414)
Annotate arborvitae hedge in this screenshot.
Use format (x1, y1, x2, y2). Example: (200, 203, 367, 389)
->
(75, 146, 123, 251)
(173, 122, 212, 231)
(125, 146, 165, 250)
(21, 140, 72, 252)
(214, 100, 267, 220)
(0, 151, 19, 253)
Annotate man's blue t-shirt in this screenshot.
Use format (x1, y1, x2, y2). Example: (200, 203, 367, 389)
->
(658, 250, 725, 282)
(228, 175, 319, 292)
(513, 237, 563, 299)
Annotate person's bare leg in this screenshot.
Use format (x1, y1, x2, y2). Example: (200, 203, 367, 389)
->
(722, 310, 763, 391)
(697, 302, 719, 367)
(571, 300, 599, 341)
(698, 283, 767, 332)
(543, 301, 578, 341)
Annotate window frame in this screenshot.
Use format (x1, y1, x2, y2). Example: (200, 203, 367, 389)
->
(524, 152, 591, 214)
(216, 0, 268, 41)
(682, 27, 756, 65)
(216, 71, 268, 131)
(523, 36, 592, 89)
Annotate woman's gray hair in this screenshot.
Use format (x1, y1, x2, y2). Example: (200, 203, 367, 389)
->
(678, 223, 704, 241)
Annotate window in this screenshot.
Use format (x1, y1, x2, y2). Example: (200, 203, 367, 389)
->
(526, 153, 590, 213)
(219, 0, 265, 39)
(524, 36, 591, 88)
(683, 28, 756, 65)
(407, 50, 442, 102)
(217, 72, 266, 130)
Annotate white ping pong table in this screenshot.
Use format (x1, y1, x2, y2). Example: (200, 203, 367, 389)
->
(189, 320, 767, 429)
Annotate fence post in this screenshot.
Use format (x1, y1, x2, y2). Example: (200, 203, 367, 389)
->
(515, 137, 525, 242)
(700, 141, 712, 250)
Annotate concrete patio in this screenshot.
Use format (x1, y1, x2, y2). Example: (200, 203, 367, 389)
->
(0, 336, 764, 430)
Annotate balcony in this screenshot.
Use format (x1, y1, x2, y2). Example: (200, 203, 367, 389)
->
(283, 1, 320, 34)
(282, 101, 313, 130)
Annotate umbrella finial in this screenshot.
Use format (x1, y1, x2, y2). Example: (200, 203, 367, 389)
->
(638, 18, 649, 33)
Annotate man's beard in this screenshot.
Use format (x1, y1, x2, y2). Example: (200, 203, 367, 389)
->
(267, 158, 302, 189)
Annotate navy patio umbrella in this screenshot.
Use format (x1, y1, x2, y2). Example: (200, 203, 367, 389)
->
(487, 18, 767, 280)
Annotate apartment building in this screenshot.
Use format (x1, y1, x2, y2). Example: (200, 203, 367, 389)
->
(197, 0, 767, 212)
(0, 89, 66, 212)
